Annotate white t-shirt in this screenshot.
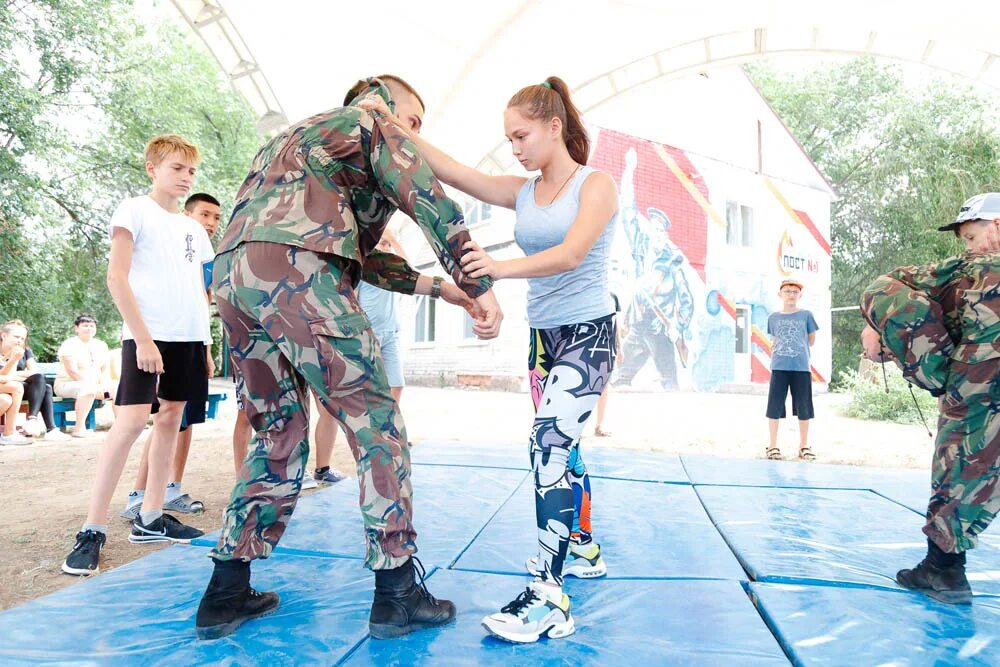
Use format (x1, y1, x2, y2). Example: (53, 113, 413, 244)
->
(56, 336, 111, 382)
(109, 195, 213, 343)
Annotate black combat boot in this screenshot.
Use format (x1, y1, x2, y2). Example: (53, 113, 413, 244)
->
(195, 559, 280, 640)
(369, 557, 457, 639)
(896, 539, 972, 605)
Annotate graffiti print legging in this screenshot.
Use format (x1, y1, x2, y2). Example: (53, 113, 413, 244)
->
(528, 314, 615, 585)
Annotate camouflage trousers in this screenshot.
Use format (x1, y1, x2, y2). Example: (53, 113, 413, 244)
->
(863, 277, 1000, 553)
(210, 242, 415, 570)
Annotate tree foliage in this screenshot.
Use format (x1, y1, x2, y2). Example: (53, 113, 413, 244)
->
(748, 58, 1000, 380)
(0, 1, 258, 359)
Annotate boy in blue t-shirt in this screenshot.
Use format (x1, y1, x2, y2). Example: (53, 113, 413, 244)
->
(765, 278, 819, 461)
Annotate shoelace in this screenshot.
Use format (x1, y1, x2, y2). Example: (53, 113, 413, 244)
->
(75, 530, 104, 554)
(410, 557, 438, 604)
(500, 587, 540, 616)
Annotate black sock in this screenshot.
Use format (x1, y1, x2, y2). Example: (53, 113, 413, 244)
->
(315, 466, 329, 475)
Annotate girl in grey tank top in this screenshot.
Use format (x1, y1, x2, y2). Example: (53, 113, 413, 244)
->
(360, 75, 620, 644)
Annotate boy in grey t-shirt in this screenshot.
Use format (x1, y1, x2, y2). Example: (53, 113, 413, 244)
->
(765, 278, 819, 461)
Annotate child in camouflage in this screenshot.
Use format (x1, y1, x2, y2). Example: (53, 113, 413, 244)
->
(860, 192, 1000, 604)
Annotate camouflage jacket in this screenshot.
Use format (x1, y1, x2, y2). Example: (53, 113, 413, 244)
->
(861, 252, 1000, 393)
(217, 78, 491, 298)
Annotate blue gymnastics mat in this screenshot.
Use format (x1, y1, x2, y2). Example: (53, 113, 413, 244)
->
(453, 476, 746, 580)
(0, 545, 374, 666)
(8, 448, 1000, 665)
(696, 484, 1000, 596)
(750, 582, 1000, 666)
(343, 569, 789, 666)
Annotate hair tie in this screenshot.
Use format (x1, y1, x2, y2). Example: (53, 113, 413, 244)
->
(541, 81, 552, 89)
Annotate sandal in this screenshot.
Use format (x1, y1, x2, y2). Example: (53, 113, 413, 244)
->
(765, 446, 782, 460)
(594, 427, 612, 437)
(798, 446, 816, 462)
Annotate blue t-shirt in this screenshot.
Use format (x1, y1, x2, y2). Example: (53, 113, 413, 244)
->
(767, 309, 818, 372)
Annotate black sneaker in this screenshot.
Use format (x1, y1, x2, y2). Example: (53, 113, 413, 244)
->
(196, 560, 280, 640)
(369, 557, 457, 639)
(129, 513, 205, 544)
(61, 530, 106, 576)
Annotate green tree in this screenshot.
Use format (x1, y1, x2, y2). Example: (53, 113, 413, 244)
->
(749, 59, 1000, 380)
(0, 2, 258, 360)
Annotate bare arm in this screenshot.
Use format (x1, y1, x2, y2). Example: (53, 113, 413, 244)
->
(808, 332, 817, 346)
(462, 172, 619, 280)
(60, 355, 86, 381)
(107, 227, 163, 374)
(360, 96, 525, 209)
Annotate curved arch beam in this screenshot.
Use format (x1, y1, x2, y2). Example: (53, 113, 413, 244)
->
(475, 25, 1000, 172)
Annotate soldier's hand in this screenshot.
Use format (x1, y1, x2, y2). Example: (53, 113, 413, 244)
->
(440, 282, 475, 313)
(472, 289, 503, 340)
(860, 324, 893, 362)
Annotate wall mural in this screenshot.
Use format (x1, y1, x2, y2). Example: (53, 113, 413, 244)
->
(590, 127, 829, 391)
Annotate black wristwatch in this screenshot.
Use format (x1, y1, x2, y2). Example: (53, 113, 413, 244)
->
(430, 275, 443, 299)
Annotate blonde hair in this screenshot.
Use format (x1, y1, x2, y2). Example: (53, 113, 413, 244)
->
(144, 134, 200, 167)
(1, 319, 27, 335)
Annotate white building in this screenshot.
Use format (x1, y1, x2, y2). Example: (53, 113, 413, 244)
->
(395, 68, 833, 392)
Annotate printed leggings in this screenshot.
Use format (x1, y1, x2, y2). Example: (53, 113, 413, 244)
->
(528, 314, 615, 585)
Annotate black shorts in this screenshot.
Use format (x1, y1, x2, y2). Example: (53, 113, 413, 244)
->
(117, 340, 208, 414)
(179, 396, 207, 432)
(766, 369, 814, 420)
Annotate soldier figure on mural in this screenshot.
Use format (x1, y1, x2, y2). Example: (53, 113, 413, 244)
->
(194, 75, 503, 640)
(614, 207, 695, 390)
(860, 193, 1000, 605)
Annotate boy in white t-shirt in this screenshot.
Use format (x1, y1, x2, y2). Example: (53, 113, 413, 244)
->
(119, 193, 221, 520)
(62, 135, 214, 576)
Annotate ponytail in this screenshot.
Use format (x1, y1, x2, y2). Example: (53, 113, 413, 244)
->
(507, 76, 590, 165)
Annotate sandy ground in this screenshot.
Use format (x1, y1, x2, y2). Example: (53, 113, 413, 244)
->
(0, 384, 936, 611)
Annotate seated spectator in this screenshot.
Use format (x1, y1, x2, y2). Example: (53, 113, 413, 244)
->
(0, 321, 32, 445)
(54, 314, 118, 437)
(0, 319, 70, 442)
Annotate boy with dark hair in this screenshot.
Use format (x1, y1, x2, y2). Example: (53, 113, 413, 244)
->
(62, 135, 212, 575)
(861, 192, 1000, 604)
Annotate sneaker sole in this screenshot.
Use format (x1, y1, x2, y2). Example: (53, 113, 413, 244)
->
(128, 533, 199, 545)
(369, 616, 457, 640)
(481, 615, 576, 643)
(524, 558, 607, 579)
(196, 596, 281, 640)
(163, 503, 205, 514)
(61, 562, 99, 576)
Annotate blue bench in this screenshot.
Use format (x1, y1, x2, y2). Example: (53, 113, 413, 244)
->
(53, 397, 103, 431)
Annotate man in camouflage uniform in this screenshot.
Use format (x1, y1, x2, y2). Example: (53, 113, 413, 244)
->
(195, 76, 503, 640)
(860, 192, 1000, 605)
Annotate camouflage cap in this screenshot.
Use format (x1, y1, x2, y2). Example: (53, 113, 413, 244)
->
(938, 193, 1000, 232)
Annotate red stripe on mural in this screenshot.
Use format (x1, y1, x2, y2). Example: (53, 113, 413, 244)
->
(794, 209, 831, 256)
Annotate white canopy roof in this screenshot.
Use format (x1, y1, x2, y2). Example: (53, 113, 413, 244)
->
(172, 0, 1000, 168)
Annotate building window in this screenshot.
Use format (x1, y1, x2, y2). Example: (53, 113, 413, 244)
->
(415, 295, 436, 343)
(463, 201, 492, 228)
(725, 201, 754, 247)
(462, 310, 477, 339)
(734, 305, 750, 354)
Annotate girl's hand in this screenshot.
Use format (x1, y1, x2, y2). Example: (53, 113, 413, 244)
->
(358, 95, 411, 136)
(461, 241, 503, 279)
